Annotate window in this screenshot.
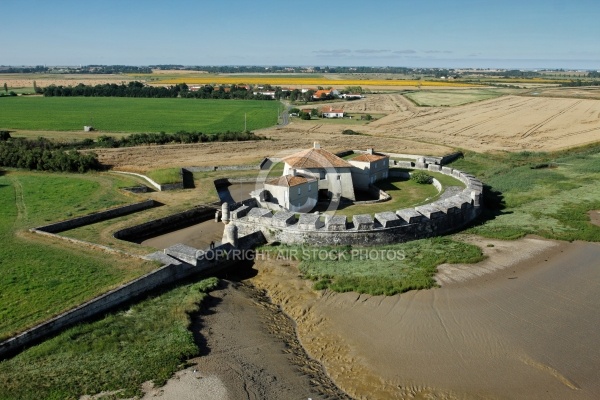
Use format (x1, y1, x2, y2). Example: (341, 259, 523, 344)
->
(337, 175, 341, 180)
(298, 187, 301, 195)
(320, 170, 326, 179)
(308, 184, 312, 192)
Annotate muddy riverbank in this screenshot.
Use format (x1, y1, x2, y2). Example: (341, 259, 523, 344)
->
(250, 238, 600, 399)
(147, 236, 600, 399)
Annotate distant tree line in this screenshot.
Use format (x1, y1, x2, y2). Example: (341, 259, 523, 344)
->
(0, 134, 101, 172)
(0, 129, 267, 172)
(181, 84, 275, 100)
(560, 79, 600, 87)
(93, 130, 268, 148)
(41, 82, 277, 100)
(0, 65, 151, 74)
(0, 65, 48, 73)
(42, 82, 187, 98)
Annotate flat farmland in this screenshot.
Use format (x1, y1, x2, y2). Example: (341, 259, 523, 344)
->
(0, 97, 279, 133)
(362, 94, 600, 151)
(403, 88, 521, 106)
(139, 73, 477, 88)
(324, 93, 600, 152)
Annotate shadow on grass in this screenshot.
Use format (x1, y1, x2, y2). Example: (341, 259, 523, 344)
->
(182, 169, 195, 189)
(472, 184, 511, 225)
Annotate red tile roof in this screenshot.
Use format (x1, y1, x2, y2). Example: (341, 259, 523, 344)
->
(313, 89, 332, 98)
(266, 175, 316, 187)
(283, 148, 352, 169)
(351, 153, 388, 163)
(321, 106, 344, 113)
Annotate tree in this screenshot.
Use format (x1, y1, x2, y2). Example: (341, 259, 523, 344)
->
(3, 83, 7, 93)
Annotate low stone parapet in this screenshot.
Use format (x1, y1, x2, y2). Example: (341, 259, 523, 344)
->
(231, 205, 250, 219)
(353, 214, 375, 230)
(375, 211, 403, 228)
(325, 215, 347, 231)
(298, 214, 324, 230)
(272, 211, 297, 228)
(164, 243, 202, 266)
(246, 207, 273, 223)
(397, 208, 424, 224)
(415, 204, 446, 220)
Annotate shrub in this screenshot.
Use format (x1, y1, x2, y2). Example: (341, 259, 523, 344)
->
(410, 170, 433, 184)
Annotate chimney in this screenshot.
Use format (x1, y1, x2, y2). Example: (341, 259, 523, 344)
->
(367, 148, 374, 155)
(314, 142, 321, 149)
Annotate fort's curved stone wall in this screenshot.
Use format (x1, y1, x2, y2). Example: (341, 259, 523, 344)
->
(229, 160, 483, 246)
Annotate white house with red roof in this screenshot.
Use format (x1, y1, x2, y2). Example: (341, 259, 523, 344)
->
(282, 142, 355, 201)
(347, 149, 390, 190)
(263, 172, 317, 212)
(321, 106, 344, 118)
(256, 143, 391, 212)
(312, 88, 339, 100)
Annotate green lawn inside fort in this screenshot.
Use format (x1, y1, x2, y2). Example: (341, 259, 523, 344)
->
(334, 171, 465, 218)
(0, 97, 279, 134)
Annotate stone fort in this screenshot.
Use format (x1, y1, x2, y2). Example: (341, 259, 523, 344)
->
(219, 143, 483, 247)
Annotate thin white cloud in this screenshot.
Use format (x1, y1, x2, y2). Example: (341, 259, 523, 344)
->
(393, 49, 417, 54)
(313, 49, 352, 55)
(354, 49, 390, 54)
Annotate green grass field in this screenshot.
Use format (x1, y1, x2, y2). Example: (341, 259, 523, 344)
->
(403, 88, 517, 107)
(0, 278, 219, 400)
(334, 172, 464, 218)
(450, 145, 600, 241)
(0, 97, 279, 133)
(0, 171, 157, 340)
(260, 238, 484, 296)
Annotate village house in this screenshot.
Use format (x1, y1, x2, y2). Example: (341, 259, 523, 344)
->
(340, 93, 363, 99)
(321, 106, 344, 118)
(252, 90, 276, 99)
(312, 88, 340, 100)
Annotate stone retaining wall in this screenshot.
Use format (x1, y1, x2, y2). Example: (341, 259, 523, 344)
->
(0, 230, 267, 360)
(35, 200, 156, 234)
(114, 205, 218, 242)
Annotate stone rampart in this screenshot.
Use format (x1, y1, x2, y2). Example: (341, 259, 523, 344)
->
(228, 159, 483, 246)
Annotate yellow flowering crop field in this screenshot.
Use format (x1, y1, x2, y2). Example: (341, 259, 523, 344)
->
(133, 74, 478, 88)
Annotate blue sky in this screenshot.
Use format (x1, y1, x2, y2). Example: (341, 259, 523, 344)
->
(1, 0, 599, 69)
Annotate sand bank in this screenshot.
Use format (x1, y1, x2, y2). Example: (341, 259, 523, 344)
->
(251, 237, 600, 399)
